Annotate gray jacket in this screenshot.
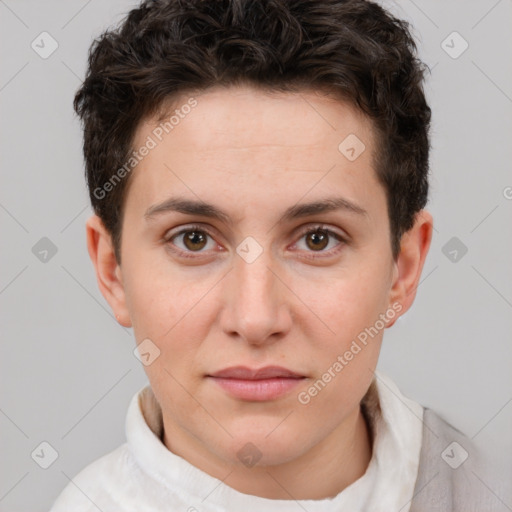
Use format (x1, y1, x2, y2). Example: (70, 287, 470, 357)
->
(409, 408, 510, 511)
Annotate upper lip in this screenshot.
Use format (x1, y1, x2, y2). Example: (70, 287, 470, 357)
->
(208, 366, 304, 380)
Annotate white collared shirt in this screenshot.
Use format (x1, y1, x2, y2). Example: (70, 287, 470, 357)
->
(49, 371, 424, 512)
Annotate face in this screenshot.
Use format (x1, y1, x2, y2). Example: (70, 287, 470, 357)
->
(89, 84, 431, 471)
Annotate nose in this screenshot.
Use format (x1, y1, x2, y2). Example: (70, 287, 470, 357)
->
(219, 244, 293, 347)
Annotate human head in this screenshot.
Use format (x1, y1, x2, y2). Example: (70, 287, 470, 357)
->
(75, 0, 432, 264)
(81, 0, 434, 495)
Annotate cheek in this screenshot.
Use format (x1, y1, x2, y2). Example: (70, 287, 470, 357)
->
(123, 262, 219, 376)
(310, 270, 389, 342)
(122, 251, 200, 335)
(299, 266, 388, 394)
(299, 300, 383, 417)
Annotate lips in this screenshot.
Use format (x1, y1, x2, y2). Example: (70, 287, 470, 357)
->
(208, 366, 304, 380)
(207, 366, 306, 401)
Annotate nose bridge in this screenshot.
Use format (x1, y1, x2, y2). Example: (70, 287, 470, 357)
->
(236, 249, 274, 300)
(222, 241, 290, 343)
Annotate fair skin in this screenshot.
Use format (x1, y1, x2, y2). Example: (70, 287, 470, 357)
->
(86, 85, 433, 500)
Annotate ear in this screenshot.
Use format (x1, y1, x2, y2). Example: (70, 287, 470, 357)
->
(85, 215, 132, 328)
(386, 209, 433, 327)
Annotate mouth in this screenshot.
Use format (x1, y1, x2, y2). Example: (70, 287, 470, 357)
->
(207, 366, 306, 401)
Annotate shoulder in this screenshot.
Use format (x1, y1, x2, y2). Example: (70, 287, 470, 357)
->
(49, 444, 135, 512)
(410, 408, 510, 512)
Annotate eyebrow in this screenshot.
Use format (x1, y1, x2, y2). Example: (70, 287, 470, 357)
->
(144, 196, 368, 225)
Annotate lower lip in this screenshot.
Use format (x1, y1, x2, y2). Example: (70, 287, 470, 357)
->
(208, 377, 304, 401)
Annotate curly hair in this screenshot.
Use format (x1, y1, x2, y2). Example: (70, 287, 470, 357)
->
(74, 0, 432, 263)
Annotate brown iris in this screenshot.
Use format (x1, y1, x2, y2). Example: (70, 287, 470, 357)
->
(183, 230, 208, 251)
(305, 229, 329, 251)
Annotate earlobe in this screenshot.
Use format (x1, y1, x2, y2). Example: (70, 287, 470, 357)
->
(85, 215, 132, 328)
(386, 209, 433, 327)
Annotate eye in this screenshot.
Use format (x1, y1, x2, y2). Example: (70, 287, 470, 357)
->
(165, 225, 218, 255)
(293, 225, 346, 256)
(164, 224, 346, 259)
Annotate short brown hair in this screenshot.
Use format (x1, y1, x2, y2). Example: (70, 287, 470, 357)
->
(74, 0, 432, 263)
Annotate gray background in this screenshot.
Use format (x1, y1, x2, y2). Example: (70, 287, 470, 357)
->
(1, 0, 511, 510)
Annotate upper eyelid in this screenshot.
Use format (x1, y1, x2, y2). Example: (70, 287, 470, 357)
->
(297, 224, 345, 238)
(165, 224, 219, 242)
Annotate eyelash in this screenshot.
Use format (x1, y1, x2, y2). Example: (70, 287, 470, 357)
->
(164, 224, 346, 260)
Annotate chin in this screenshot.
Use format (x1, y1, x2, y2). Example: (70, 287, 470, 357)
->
(215, 429, 308, 468)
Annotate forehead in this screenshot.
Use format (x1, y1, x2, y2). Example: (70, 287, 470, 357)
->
(126, 85, 384, 220)
(142, 85, 374, 153)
